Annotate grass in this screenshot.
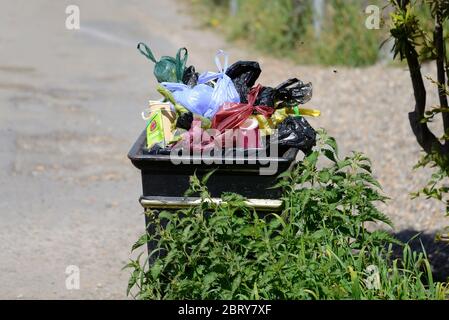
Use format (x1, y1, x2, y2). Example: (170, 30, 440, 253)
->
(125, 130, 448, 299)
(190, 0, 388, 67)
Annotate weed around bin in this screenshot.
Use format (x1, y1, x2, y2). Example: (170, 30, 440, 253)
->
(126, 131, 449, 300)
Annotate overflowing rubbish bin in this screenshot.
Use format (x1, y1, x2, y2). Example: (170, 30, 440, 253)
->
(128, 43, 321, 256)
(129, 129, 300, 205)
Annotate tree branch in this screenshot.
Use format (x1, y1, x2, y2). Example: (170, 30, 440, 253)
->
(404, 43, 445, 156)
(434, 11, 449, 141)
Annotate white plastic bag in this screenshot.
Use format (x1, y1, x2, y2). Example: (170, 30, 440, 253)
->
(197, 50, 240, 118)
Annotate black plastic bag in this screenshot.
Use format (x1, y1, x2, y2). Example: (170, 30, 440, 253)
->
(226, 61, 261, 103)
(274, 116, 316, 153)
(182, 66, 199, 87)
(176, 112, 194, 130)
(255, 86, 276, 107)
(255, 78, 313, 107)
(275, 78, 313, 105)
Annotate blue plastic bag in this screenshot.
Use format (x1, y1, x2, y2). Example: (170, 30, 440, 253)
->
(161, 82, 213, 116)
(197, 50, 240, 118)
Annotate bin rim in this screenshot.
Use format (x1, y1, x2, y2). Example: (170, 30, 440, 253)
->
(128, 129, 299, 169)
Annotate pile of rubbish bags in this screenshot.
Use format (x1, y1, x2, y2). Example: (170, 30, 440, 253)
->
(137, 42, 320, 156)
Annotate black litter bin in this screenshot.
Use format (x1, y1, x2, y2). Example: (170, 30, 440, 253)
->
(129, 129, 299, 202)
(128, 129, 300, 257)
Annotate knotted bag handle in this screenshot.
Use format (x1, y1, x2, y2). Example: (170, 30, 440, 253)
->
(137, 43, 187, 83)
(247, 85, 274, 117)
(175, 47, 188, 82)
(137, 42, 158, 63)
(275, 78, 300, 90)
(213, 84, 274, 132)
(246, 84, 261, 107)
(198, 50, 229, 84)
(214, 50, 229, 74)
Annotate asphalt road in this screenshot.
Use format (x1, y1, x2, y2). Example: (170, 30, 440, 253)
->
(0, 0, 224, 299)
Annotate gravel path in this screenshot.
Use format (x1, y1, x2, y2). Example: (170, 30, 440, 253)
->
(0, 0, 447, 300)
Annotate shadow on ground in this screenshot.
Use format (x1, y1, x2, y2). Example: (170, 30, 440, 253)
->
(393, 230, 449, 282)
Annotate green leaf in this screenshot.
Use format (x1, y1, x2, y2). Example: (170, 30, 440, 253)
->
(318, 170, 331, 183)
(337, 159, 352, 170)
(357, 173, 382, 190)
(325, 137, 338, 157)
(158, 211, 173, 220)
(359, 164, 372, 173)
(323, 149, 337, 163)
(231, 275, 242, 294)
(305, 151, 319, 167)
(150, 261, 164, 280)
(202, 169, 218, 184)
(204, 272, 218, 286)
(132, 234, 149, 252)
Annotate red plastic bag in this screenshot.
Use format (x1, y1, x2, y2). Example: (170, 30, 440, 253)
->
(211, 84, 274, 132)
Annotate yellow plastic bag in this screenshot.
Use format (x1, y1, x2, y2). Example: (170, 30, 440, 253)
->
(251, 107, 321, 136)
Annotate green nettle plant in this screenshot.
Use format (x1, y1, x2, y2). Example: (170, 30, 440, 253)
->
(389, 1, 449, 229)
(126, 130, 448, 300)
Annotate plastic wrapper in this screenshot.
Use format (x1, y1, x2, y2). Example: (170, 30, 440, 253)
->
(197, 50, 240, 118)
(137, 42, 187, 83)
(212, 84, 274, 132)
(225, 61, 261, 103)
(142, 102, 176, 149)
(182, 65, 199, 87)
(273, 116, 316, 153)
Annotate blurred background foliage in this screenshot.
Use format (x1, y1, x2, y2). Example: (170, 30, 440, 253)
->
(190, 0, 449, 67)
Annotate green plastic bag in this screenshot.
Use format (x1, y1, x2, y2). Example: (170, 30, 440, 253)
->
(137, 42, 187, 83)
